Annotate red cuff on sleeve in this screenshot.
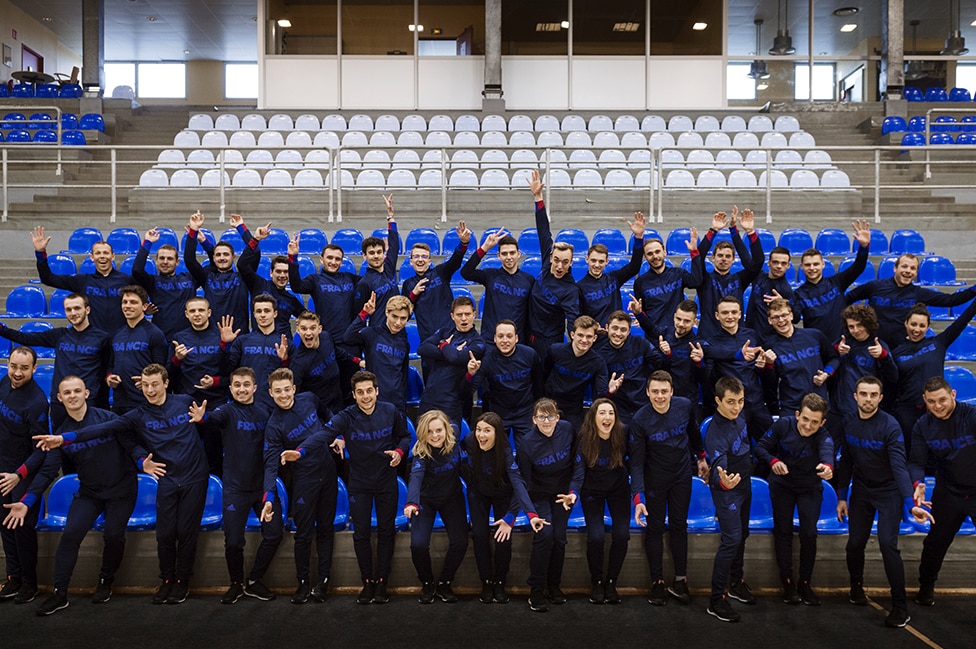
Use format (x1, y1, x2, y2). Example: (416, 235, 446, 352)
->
(15, 464, 28, 480)
(211, 376, 221, 387)
(393, 448, 405, 458)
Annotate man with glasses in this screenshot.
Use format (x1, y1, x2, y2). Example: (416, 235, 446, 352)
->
(402, 221, 472, 343)
(746, 246, 796, 344)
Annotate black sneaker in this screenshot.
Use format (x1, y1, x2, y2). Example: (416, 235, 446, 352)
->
(436, 581, 458, 603)
(798, 580, 821, 606)
(707, 595, 741, 623)
(493, 581, 509, 604)
(371, 579, 389, 604)
(13, 582, 38, 605)
(310, 579, 329, 603)
(648, 580, 668, 606)
(36, 590, 68, 616)
(589, 580, 605, 605)
(91, 578, 112, 604)
(418, 582, 436, 604)
(166, 580, 188, 605)
(291, 580, 311, 604)
(782, 578, 801, 605)
(221, 582, 244, 605)
(849, 582, 867, 606)
(528, 590, 549, 612)
(728, 580, 756, 605)
(245, 580, 276, 601)
(479, 580, 494, 604)
(885, 606, 911, 628)
(357, 580, 375, 605)
(151, 580, 173, 605)
(546, 585, 567, 605)
(605, 580, 621, 605)
(916, 583, 935, 607)
(668, 579, 691, 605)
(0, 577, 21, 600)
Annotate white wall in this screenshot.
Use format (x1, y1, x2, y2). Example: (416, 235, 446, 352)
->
(0, 0, 82, 82)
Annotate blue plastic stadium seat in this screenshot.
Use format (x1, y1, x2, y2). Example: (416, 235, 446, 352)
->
(200, 475, 224, 530)
(5, 129, 31, 143)
(930, 132, 955, 145)
(28, 112, 54, 130)
(900, 132, 924, 147)
(246, 477, 290, 531)
(856, 229, 889, 255)
(37, 474, 81, 530)
(11, 83, 34, 98)
(814, 228, 849, 256)
(443, 228, 475, 256)
(260, 229, 290, 255)
(592, 228, 628, 255)
(61, 130, 87, 146)
(521, 256, 542, 278)
(218, 229, 245, 255)
(687, 476, 718, 533)
(0, 337, 10, 359)
(947, 326, 976, 362)
(127, 474, 159, 530)
(837, 256, 875, 286)
(32, 130, 58, 143)
(330, 228, 365, 254)
(371, 228, 403, 255)
(35, 84, 60, 98)
(889, 229, 926, 255)
(58, 83, 83, 98)
(517, 228, 541, 255)
(567, 496, 587, 530)
(257, 256, 272, 280)
(932, 115, 959, 132)
(33, 364, 54, 398)
(555, 228, 589, 253)
(925, 87, 949, 102)
(962, 116, 976, 132)
(881, 116, 907, 135)
(749, 477, 774, 532)
(5, 285, 47, 317)
(64, 227, 103, 254)
(79, 113, 105, 132)
(296, 255, 316, 279)
(815, 479, 847, 534)
(404, 321, 421, 359)
(61, 113, 79, 130)
(918, 255, 963, 286)
(0, 84, 7, 98)
(908, 116, 927, 132)
(903, 86, 923, 101)
(945, 365, 976, 402)
(958, 133, 976, 145)
(778, 228, 814, 255)
(404, 227, 441, 255)
(335, 477, 350, 530)
(1, 112, 26, 129)
(19, 321, 54, 358)
(665, 228, 691, 255)
(478, 228, 504, 254)
(399, 258, 416, 283)
(297, 228, 328, 255)
(407, 365, 424, 405)
(45, 289, 73, 317)
(107, 227, 142, 255)
(180, 228, 216, 254)
(950, 87, 972, 102)
(149, 227, 180, 253)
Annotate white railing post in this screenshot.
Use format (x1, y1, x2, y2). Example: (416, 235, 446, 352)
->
(1, 148, 7, 223)
(440, 148, 447, 222)
(110, 148, 117, 223)
(874, 148, 881, 224)
(218, 152, 226, 222)
(765, 152, 772, 224)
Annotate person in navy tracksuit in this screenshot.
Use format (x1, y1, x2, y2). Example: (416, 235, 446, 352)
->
(543, 315, 614, 431)
(754, 394, 834, 606)
(351, 196, 400, 330)
(402, 221, 472, 342)
(835, 375, 932, 629)
(704, 377, 754, 623)
(263, 368, 336, 604)
(693, 208, 764, 338)
(107, 285, 168, 414)
(910, 376, 976, 607)
(220, 294, 290, 409)
(466, 320, 544, 441)
(460, 230, 535, 342)
(403, 410, 468, 604)
(576, 398, 630, 605)
(190, 367, 281, 605)
(290, 310, 355, 415)
(577, 212, 646, 326)
(595, 310, 663, 427)
(55, 363, 208, 606)
(343, 293, 411, 412)
(517, 398, 584, 612)
(632, 232, 701, 335)
(184, 217, 251, 335)
(462, 411, 544, 604)
(283, 371, 410, 605)
(238, 226, 304, 336)
(526, 170, 581, 359)
(32, 226, 132, 335)
(745, 246, 797, 344)
(0, 346, 55, 606)
(637, 299, 706, 410)
(418, 296, 486, 425)
(27, 376, 136, 616)
(630, 370, 708, 607)
(288, 241, 358, 346)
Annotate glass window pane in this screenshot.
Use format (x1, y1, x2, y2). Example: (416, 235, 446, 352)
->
(956, 64, 976, 94)
(104, 63, 136, 95)
(650, 0, 722, 55)
(503, 0, 568, 56)
(795, 63, 835, 101)
(342, 0, 414, 55)
(574, 0, 645, 55)
(419, 0, 485, 56)
(137, 63, 186, 99)
(727, 63, 756, 100)
(267, 0, 338, 55)
(225, 63, 258, 99)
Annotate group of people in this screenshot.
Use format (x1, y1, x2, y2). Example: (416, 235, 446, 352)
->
(1, 170, 975, 627)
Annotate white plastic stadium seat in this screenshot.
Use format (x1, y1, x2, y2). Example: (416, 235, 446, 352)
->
(597, 150, 627, 169)
(201, 169, 230, 186)
(587, 115, 613, 131)
(449, 169, 478, 188)
(614, 115, 640, 132)
(573, 169, 602, 187)
(453, 131, 480, 147)
(744, 150, 768, 168)
(758, 169, 789, 187)
(685, 150, 714, 169)
(275, 149, 304, 169)
(721, 115, 747, 132)
(229, 131, 256, 148)
(774, 150, 804, 168)
(240, 114, 266, 131)
(285, 131, 312, 147)
(509, 131, 536, 147)
(535, 115, 560, 131)
(313, 132, 339, 149)
(620, 132, 647, 147)
(748, 115, 774, 132)
(481, 131, 507, 147)
(422, 150, 446, 169)
(369, 131, 396, 147)
(392, 150, 421, 169)
(704, 132, 732, 148)
(537, 131, 564, 147)
(648, 132, 676, 149)
(214, 114, 241, 131)
(362, 150, 392, 170)
(294, 169, 324, 186)
(697, 169, 726, 187)
(139, 169, 168, 187)
(715, 150, 744, 168)
(694, 115, 720, 131)
(427, 115, 453, 131)
(789, 169, 819, 187)
(568, 150, 597, 169)
(789, 131, 816, 148)
(386, 169, 417, 188)
(201, 130, 228, 148)
(257, 131, 285, 148)
(174, 130, 201, 147)
(232, 169, 262, 186)
(634, 169, 659, 189)
(341, 131, 368, 148)
(820, 169, 851, 188)
(804, 150, 833, 169)
(668, 116, 694, 132)
(348, 114, 374, 131)
(508, 115, 533, 131)
(774, 115, 801, 132)
(481, 115, 506, 131)
(510, 149, 538, 169)
(480, 169, 509, 188)
(268, 114, 293, 131)
(455, 115, 480, 131)
(338, 149, 363, 169)
(481, 149, 509, 169)
(186, 149, 215, 168)
(396, 132, 424, 146)
(425, 131, 452, 147)
(245, 150, 274, 168)
(641, 115, 667, 132)
(401, 114, 427, 131)
(295, 114, 320, 131)
(732, 132, 759, 148)
(263, 169, 293, 187)
(320, 114, 347, 131)
(169, 169, 200, 186)
(325, 169, 354, 189)
(660, 150, 684, 167)
(545, 169, 572, 187)
(593, 132, 620, 148)
(760, 132, 788, 148)
(676, 132, 704, 148)
(305, 150, 332, 169)
(218, 150, 244, 169)
(374, 114, 400, 131)
(665, 169, 695, 187)
(188, 114, 214, 131)
(627, 149, 652, 168)
(418, 169, 443, 187)
(156, 149, 185, 168)
(565, 131, 592, 147)
(356, 169, 385, 188)
(727, 169, 758, 187)
(450, 150, 479, 169)
(604, 169, 634, 187)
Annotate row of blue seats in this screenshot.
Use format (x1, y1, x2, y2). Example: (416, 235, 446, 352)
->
(1, 112, 105, 132)
(883, 114, 976, 135)
(0, 130, 87, 145)
(904, 86, 976, 102)
(901, 132, 976, 146)
(0, 82, 83, 99)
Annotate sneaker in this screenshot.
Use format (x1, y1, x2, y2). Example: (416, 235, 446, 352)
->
(357, 580, 375, 605)
(436, 581, 457, 603)
(36, 590, 69, 616)
(849, 582, 867, 606)
(915, 583, 935, 607)
(605, 579, 621, 605)
(492, 581, 509, 605)
(151, 580, 173, 605)
(479, 580, 494, 604)
(589, 580, 605, 605)
(311, 579, 329, 603)
(166, 580, 188, 605)
(797, 580, 821, 607)
(707, 595, 741, 623)
(668, 579, 691, 605)
(782, 578, 801, 605)
(728, 580, 756, 605)
(885, 606, 911, 628)
(418, 582, 436, 605)
(91, 578, 112, 604)
(244, 580, 276, 602)
(291, 580, 311, 604)
(648, 580, 668, 606)
(528, 590, 549, 612)
(221, 582, 244, 605)
(13, 582, 38, 605)
(371, 579, 389, 604)
(0, 577, 21, 600)
(546, 585, 567, 605)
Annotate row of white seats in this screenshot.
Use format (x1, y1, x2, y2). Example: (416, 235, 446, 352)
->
(173, 128, 817, 151)
(187, 113, 800, 134)
(156, 147, 835, 172)
(139, 166, 851, 190)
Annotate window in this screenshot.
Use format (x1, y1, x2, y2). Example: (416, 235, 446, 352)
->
(727, 63, 756, 100)
(225, 63, 258, 99)
(794, 63, 835, 101)
(956, 64, 976, 95)
(137, 63, 186, 99)
(104, 63, 136, 96)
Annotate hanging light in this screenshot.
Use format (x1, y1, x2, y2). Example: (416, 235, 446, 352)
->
(905, 19, 927, 81)
(748, 20, 770, 79)
(941, 0, 969, 55)
(769, 0, 795, 55)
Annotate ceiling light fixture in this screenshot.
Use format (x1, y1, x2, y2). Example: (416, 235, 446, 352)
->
(840, 24, 857, 32)
(277, 19, 291, 28)
(942, 0, 969, 55)
(41, 17, 52, 22)
(832, 7, 860, 17)
(693, 22, 708, 31)
(146, 16, 157, 22)
(748, 19, 770, 79)
(612, 22, 640, 33)
(408, 24, 424, 32)
(536, 22, 562, 32)
(769, 0, 795, 55)
(560, 21, 570, 29)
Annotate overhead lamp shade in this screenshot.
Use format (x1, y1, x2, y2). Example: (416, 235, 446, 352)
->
(769, 31, 795, 55)
(942, 32, 969, 55)
(747, 61, 770, 79)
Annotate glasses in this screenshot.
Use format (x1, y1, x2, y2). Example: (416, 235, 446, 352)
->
(411, 254, 430, 260)
(534, 414, 557, 422)
(769, 313, 791, 321)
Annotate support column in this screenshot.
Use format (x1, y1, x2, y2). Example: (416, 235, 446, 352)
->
(81, 0, 104, 94)
(482, 0, 504, 112)
(881, 0, 906, 115)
